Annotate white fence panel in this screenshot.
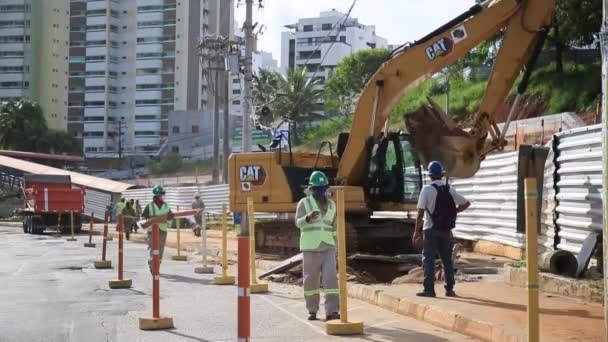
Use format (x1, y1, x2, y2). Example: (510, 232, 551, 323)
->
(553, 125, 603, 254)
(83, 189, 111, 221)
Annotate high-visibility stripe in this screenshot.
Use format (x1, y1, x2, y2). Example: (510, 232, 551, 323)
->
(301, 226, 335, 232)
(238, 287, 250, 297)
(324, 289, 340, 295)
(304, 289, 320, 296)
(152, 250, 160, 255)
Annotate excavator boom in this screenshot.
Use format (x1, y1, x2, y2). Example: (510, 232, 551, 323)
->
(336, 0, 554, 182)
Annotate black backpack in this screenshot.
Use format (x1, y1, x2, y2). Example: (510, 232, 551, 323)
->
(427, 184, 457, 232)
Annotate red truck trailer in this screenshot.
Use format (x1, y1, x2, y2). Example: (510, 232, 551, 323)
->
(20, 174, 85, 234)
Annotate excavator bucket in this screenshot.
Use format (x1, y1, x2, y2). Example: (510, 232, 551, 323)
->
(405, 101, 482, 178)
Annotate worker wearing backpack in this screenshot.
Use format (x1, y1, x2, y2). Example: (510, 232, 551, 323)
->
(413, 161, 470, 298)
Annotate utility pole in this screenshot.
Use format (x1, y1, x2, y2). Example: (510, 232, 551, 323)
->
(600, 0, 608, 335)
(223, 69, 231, 183)
(242, 0, 254, 153)
(212, 70, 220, 184)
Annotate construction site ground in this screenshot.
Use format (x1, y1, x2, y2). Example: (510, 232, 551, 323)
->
(11, 221, 605, 342)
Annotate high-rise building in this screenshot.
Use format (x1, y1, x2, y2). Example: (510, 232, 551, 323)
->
(67, 0, 214, 159)
(280, 9, 388, 106)
(0, 0, 70, 131)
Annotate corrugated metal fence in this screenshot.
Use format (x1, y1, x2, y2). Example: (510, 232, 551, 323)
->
(552, 125, 603, 254)
(450, 152, 524, 248)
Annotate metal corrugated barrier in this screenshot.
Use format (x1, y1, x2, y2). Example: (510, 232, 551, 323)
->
(450, 152, 524, 248)
(122, 184, 275, 221)
(83, 189, 112, 221)
(553, 125, 603, 254)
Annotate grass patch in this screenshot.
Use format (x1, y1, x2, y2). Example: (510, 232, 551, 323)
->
(589, 281, 603, 293)
(510, 260, 527, 268)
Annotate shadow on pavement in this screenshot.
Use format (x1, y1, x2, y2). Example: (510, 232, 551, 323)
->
(165, 330, 213, 342)
(160, 273, 214, 285)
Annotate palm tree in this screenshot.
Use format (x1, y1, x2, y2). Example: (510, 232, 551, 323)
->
(0, 100, 47, 151)
(274, 67, 324, 144)
(252, 68, 282, 128)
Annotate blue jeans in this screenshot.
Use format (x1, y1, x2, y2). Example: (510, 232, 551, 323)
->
(422, 229, 455, 293)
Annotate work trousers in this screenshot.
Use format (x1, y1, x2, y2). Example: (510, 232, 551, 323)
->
(422, 229, 455, 293)
(147, 229, 168, 273)
(302, 247, 339, 315)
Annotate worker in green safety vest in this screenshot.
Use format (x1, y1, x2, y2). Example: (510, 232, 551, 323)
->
(141, 185, 174, 274)
(295, 170, 340, 322)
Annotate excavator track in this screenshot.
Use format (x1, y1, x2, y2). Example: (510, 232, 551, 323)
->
(254, 217, 414, 257)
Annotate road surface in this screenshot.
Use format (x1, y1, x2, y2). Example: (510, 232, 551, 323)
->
(0, 225, 477, 342)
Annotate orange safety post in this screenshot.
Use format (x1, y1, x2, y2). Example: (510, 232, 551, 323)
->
(139, 223, 174, 330)
(237, 212, 251, 342)
(84, 212, 96, 247)
(94, 211, 112, 269)
(109, 215, 131, 288)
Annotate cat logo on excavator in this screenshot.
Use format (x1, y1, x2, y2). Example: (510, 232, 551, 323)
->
(239, 165, 266, 186)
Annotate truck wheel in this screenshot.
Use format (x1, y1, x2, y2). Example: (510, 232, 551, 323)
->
(25, 216, 32, 234)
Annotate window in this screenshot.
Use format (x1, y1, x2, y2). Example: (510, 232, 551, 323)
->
(298, 50, 321, 60)
(192, 125, 199, 133)
(83, 132, 104, 137)
(85, 85, 105, 92)
(0, 82, 24, 89)
(84, 116, 105, 122)
(86, 9, 106, 16)
(322, 23, 333, 31)
(135, 115, 158, 120)
(339, 36, 346, 43)
(137, 20, 175, 28)
(137, 36, 173, 44)
(86, 24, 106, 31)
(172, 126, 180, 133)
(366, 42, 376, 48)
(171, 146, 179, 153)
(136, 52, 175, 59)
(232, 78, 240, 84)
(303, 24, 313, 32)
(232, 89, 241, 95)
(0, 20, 27, 28)
(0, 51, 24, 58)
(85, 55, 106, 62)
(0, 5, 28, 12)
(135, 131, 159, 136)
(84, 101, 105, 107)
(0, 36, 27, 43)
(0, 66, 23, 73)
(137, 4, 176, 12)
(232, 100, 240, 105)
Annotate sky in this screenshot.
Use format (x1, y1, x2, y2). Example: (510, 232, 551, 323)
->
(235, 0, 477, 67)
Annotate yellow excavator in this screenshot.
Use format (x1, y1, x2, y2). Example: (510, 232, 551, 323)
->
(229, 0, 554, 255)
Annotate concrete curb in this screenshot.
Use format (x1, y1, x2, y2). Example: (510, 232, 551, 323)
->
(503, 264, 603, 304)
(346, 283, 521, 342)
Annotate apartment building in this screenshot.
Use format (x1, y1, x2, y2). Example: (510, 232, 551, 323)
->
(67, 0, 214, 159)
(0, 0, 70, 131)
(280, 9, 387, 105)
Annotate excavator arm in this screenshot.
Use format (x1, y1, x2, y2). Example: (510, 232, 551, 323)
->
(336, 0, 554, 183)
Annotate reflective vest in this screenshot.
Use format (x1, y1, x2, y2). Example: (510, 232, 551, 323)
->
(148, 202, 171, 232)
(299, 197, 337, 251)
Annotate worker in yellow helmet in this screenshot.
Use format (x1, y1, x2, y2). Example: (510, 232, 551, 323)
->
(191, 192, 205, 237)
(295, 170, 339, 321)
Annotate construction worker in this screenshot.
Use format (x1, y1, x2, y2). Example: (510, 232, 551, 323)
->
(114, 198, 126, 226)
(122, 200, 136, 240)
(413, 161, 470, 298)
(141, 185, 174, 273)
(191, 192, 205, 237)
(295, 170, 340, 321)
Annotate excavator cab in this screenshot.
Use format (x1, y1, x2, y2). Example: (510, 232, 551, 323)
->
(365, 132, 422, 208)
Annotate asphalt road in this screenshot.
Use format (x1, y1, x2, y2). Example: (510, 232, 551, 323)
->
(0, 226, 477, 342)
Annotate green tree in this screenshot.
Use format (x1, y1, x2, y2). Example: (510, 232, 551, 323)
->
(274, 67, 324, 144)
(252, 68, 282, 127)
(0, 99, 81, 155)
(324, 48, 391, 116)
(548, 0, 601, 72)
(0, 100, 47, 151)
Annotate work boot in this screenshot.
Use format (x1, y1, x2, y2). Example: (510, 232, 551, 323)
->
(325, 313, 340, 321)
(307, 313, 317, 321)
(445, 290, 457, 297)
(416, 291, 436, 298)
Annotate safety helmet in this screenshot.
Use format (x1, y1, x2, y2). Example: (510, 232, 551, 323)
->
(194, 192, 201, 198)
(428, 161, 445, 177)
(309, 171, 329, 187)
(152, 185, 165, 196)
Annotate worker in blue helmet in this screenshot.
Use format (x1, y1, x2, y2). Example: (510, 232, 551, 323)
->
(413, 161, 470, 298)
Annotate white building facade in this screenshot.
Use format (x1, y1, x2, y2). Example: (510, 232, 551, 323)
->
(280, 9, 387, 105)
